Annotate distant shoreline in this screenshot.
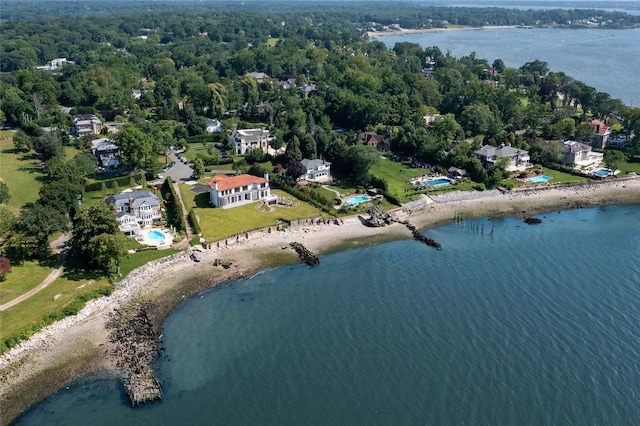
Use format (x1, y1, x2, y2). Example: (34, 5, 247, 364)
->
(367, 24, 640, 38)
(368, 25, 518, 38)
(2, 178, 640, 425)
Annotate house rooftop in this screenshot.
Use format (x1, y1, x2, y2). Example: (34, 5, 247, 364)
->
(208, 174, 267, 191)
(301, 158, 331, 168)
(106, 190, 159, 208)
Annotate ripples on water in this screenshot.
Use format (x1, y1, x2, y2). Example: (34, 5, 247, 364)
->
(16, 205, 640, 425)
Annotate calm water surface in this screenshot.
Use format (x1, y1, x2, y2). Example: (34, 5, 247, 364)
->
(373, 27, 640, 106)
(16, 205, 640, 425)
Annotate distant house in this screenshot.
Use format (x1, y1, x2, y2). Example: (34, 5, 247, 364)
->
(206, 119, 223, 133)
(91, 138, 121, 167)
(106, 190, 162, 233)
(300, 159, 332, 182)
(36, 57, 74, 71)
(447, 166, 468, 178)
(229, 128, 273, 155)
(208, 173, 276, 209)
(423, 113, 440, 126)
(348, 131, 392, 152)
(589, 119, 611, 149)
(474, 144, 530, 171)
(300, 84, 316, 99)
(561, 140, 604, 167)
(247, 72, 268, 84)
(71, 114, 102, 137)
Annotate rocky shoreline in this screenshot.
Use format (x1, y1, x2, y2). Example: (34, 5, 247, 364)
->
(2, 177, 640, 424)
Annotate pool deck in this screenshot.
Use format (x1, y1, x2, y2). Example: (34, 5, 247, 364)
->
(409, 174, 453, 186)
(135, 228, 175, 249)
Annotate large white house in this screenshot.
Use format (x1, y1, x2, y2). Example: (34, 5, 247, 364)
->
(300, 159, 332, 182)
(229, 129, 273, 155)
(106, 191, 162, 234)
(474, 144, 530, 171)
(208, 173, 276, 209)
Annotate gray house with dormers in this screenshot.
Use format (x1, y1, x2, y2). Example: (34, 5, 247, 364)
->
(106, 190, 162, 228)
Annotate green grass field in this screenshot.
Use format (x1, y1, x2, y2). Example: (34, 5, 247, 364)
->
(179, 184, 322, 241)
(0, 260, 53, 304)
(369, 157, 430, 202)
(0, 132, 45, 213)
(0, 268, 110, 343)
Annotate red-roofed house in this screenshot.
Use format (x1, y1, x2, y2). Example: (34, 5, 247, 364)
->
(586, 119, 611, 149)
(208, 172, 277, 208)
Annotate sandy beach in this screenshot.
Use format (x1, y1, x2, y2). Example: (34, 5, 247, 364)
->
(1, 178, 639, 424)
(367, 25, 518, 38)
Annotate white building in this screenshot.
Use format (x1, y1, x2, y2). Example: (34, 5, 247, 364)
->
(300, 159, 332, 182)
(474, 144, 530, 171)
(229, 128, 273, 155)
(208, 173, 276, 209)
(562, 140, 604, 168)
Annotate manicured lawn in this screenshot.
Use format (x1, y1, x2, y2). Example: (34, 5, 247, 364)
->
(0, 134, 44, 213)
(0, 260, 53, 304)
(369, 157, 430, 202)
(503, 167, 589, 187)
(183, 187, 322, 242)
(618, 154, 640, 175)
(0, 268, 110, 342)
(115, 248, 180, 282)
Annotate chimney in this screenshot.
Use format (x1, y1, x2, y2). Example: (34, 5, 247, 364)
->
(128, 197, 133, 213)
(264, 171, 269, 181)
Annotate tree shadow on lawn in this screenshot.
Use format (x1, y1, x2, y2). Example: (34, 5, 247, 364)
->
(193, 192, 210, 208)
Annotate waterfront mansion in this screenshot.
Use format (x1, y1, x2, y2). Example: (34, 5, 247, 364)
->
(208, 172, 277, 208)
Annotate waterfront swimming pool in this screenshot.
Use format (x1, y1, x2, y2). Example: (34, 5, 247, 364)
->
(594, 168, 610, 177)
(527, 175, 552, 183)
(423, 178, 450, 187)
(346, 195, 372, 205)
(141, 229, 171, 246)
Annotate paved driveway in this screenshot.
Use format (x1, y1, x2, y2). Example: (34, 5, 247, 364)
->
(163, 151, 194, 182)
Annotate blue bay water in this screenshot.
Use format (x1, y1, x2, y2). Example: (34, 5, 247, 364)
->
(16, 205, 640, 425)
(373, 27, 640, 106)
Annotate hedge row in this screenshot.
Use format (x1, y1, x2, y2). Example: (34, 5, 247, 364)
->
(85, 175, 137, 192)
(160, 177, 186, 232)
(188, 208, 202, 235)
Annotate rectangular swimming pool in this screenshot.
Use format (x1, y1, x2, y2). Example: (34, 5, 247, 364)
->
(526, 175, 552, 183)
(423, 178, 450, 186)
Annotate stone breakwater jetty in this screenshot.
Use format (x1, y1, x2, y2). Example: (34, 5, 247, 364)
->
(365, 205, 442, 250)
(109, 302, 163, 406)
(289, 242, 320, 266)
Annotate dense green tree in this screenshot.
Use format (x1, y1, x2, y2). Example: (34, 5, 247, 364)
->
(0, 182, 9, 205)
(115, 126, 153, 170)
(12, 130, 32, 152)
(603, 149, 626, 172)
(17, 202, 67, 257)
(70, 202, 124, 271)
(38, 180, 82, 216)
(286, 159, 307, 181)
(285, 135, 303, 162)
(193, 158, 205, 179)
(87, 232, 128, 273)
(345, 144, 379, 185)
(186, 115, 208, 136)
